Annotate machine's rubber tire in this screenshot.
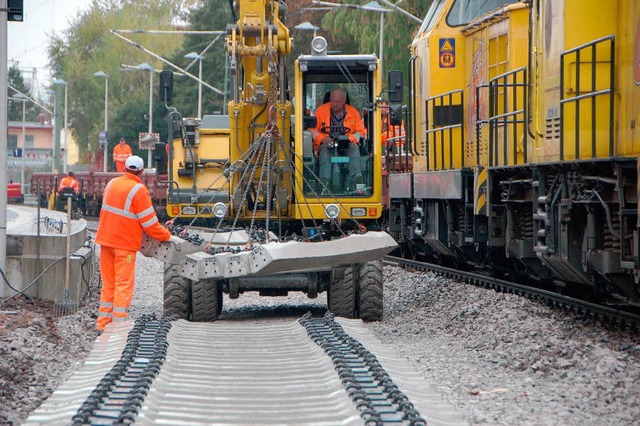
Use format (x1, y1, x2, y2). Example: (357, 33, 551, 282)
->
(328, 267, 356, 318)
(191, 279, 222, 322)
(163, 263, 191, 319)
(357, 260, 384, 321)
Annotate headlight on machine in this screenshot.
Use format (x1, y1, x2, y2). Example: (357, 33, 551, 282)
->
(181, 206, 196, 215)
(213, 202, 228, 218)
(324, 204, 340, 220)
(350, 207, 366, 217)
(200, 206, 212, 215)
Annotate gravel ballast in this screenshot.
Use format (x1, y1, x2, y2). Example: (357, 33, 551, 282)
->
(1, 247, 639, 425)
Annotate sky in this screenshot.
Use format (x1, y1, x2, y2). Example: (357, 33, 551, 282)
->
(8, 0, 91, 95)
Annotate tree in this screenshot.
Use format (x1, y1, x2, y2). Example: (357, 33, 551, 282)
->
(319, 0, 431, 96)
(47, 0, 195, 166)
(7, 66, 41, 122)
(168, 0, 233, 117)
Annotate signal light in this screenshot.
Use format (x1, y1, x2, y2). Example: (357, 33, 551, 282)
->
(368, 207, 378, 217)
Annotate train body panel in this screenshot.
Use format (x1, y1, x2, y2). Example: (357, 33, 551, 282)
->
(388, 0, 640, 306)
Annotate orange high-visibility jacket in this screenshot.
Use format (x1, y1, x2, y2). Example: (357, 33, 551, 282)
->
(381, 117, 406, 149)
(58, 176, 80, 193)
(95, 173, 171, 251)
(112, 143, 132, 164)
(310, 103, 367, 150)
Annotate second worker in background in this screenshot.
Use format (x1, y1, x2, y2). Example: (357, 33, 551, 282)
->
(113, 137, 133, 172)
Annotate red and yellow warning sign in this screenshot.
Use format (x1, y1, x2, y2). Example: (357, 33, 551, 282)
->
(439, 38, 456, 68)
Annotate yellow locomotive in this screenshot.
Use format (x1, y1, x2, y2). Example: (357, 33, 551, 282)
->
(388, 0, 640, 305)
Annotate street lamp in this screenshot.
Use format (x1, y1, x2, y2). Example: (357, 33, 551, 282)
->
(184, 52, 204, 118)
(9, 93, 26, 194)
(363, 1, 390, 67)
(53, 79, 68, 173)
(136, 63, 155, 168)
(311, 1, 391, 69)
(294, 21, 319, 38)
(294, 22, 321, 103)
(93, 71, 109, 172)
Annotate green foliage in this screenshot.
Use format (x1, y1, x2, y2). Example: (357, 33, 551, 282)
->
(319, 0, 432, 97)
(8, 66, 40, 122)
(48, 0, 192, 166)
(168, 0, 233, 117)
(50, 0, 431, 167)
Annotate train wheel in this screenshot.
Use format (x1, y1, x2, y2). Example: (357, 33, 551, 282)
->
(357, 260, 383, 321)
(328, 267, 356, 318)
(163, 263, 191, 319)
(191, 279, 222, 321)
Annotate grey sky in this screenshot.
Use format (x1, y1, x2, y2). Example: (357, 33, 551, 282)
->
(8, 0, 89, 93)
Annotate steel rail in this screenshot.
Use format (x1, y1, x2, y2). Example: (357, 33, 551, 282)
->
(384, 255, 640, 329)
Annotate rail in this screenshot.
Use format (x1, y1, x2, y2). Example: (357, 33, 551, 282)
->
(384, 255, 640, 329)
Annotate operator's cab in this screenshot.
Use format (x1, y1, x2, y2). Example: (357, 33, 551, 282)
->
(295, 54, 380, 201)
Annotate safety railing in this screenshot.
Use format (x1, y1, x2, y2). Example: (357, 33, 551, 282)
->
(488, 66, 527, 167)
(425, 89, 464, 171)
(559, 36, 614, 160)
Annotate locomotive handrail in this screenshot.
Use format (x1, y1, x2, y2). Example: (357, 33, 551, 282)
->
(487, 66, 527, 167)
(559, 35, 614, 160)
(425, 88, 464, 171)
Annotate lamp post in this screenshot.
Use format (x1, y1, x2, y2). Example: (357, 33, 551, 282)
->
(363, 1, 389, 68)
(53, 79, 68, 173)
(311, 1, 391, 70)
(10, 93, 26, 194)
(93, 71, 109, 172)
(184, 52, 204, 118)
(294, 22, 320, 103)
(294, 21, 319, 38)
(136, 63, 154, 167)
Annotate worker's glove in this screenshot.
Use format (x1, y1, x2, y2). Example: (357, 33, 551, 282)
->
(168, 235, 186, 251)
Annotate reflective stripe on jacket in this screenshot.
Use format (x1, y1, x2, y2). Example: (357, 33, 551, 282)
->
(58, 176, 80, 193)
(112, 143, 132, 163)
(95, 173, 171, 251)
(309, 103, 367, 150)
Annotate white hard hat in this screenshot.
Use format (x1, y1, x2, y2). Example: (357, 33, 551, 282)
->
(125, 155, 144, 171)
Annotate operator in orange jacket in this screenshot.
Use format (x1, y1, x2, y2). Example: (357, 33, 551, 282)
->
(309, 88, 367, 189)
(380, 98, 406, 153)
(94, 156, 185, 330)
(112, 137, 133, 172)
(58, 171, 80, 194)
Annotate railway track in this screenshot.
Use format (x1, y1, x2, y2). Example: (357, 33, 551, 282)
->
(25, 313, 468, 426)
(384, 255, 640, 329)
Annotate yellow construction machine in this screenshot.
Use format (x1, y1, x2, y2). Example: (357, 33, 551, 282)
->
(148, 0, 402, 321)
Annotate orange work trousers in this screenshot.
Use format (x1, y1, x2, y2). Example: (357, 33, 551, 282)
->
(115, 161, 126, 172)
(97, 245, 137, 330)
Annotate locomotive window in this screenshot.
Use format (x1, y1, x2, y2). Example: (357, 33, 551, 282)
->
(446, 0, 520, 27)
(416, 0, 446, 36)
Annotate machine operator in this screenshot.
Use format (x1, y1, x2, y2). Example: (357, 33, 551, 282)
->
(309, 88, 367, 191)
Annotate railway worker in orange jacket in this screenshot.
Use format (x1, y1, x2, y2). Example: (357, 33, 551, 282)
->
(112, 137, 133, 172)
(58, 171, 80, 194)
(380, 98, 405, 153)
(94, 156, 184, 331)
(309, 88, 367, 189)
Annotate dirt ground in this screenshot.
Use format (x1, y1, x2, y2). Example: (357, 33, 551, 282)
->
(0, 294, 99, 425)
